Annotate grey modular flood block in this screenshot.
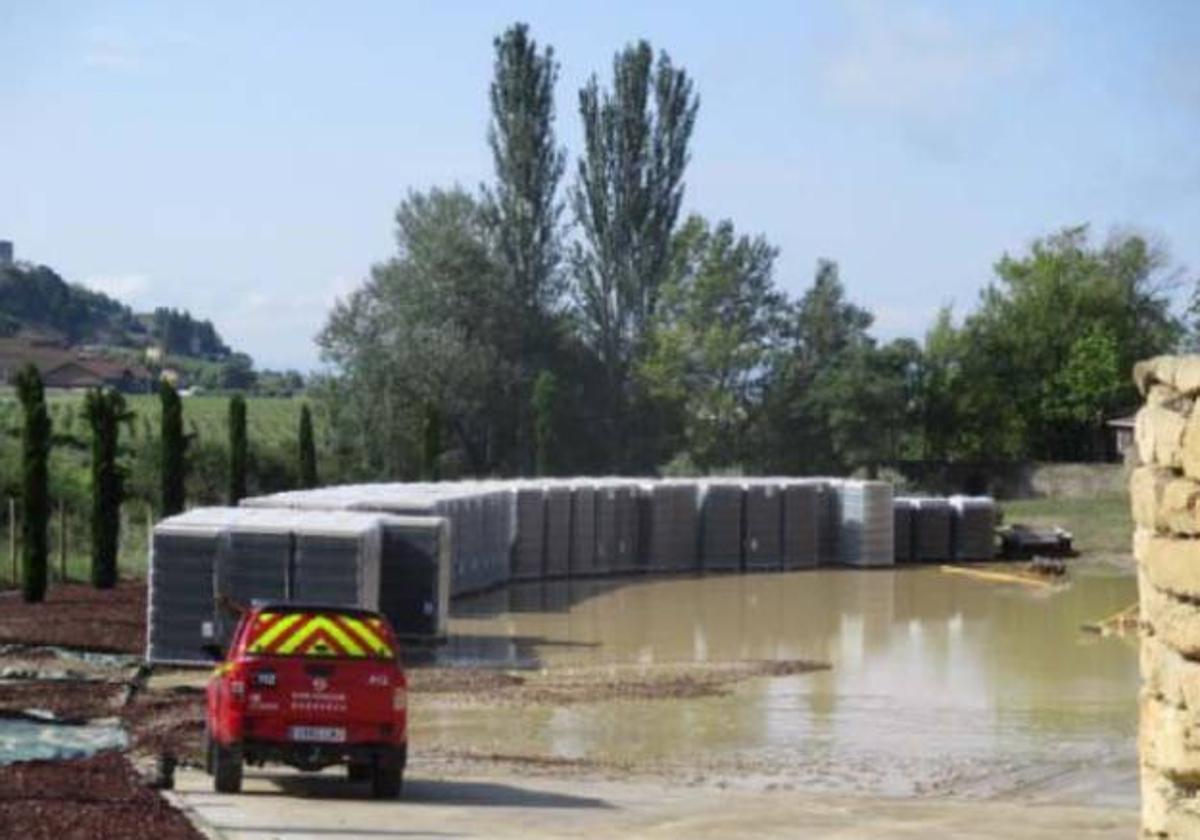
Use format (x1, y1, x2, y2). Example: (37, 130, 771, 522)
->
(951, 496, 997, 561)
(744, 482, 784, 570)
(893, 498, 917, 563)
(377, 516, 450, 640)
(838, 481, 894, 567)
(569, 483, 597, 575)
(781, 481, 819, 570)
(640, 481, 700, 572)
(543, 485, 572, 578)
(817, 480, 843, 565)
(511, 486, 546, 581)
(146, 514, 226, 665)
(146, 505, 451, 665)
(700, 482, 744, 571)
(610, 483, 641, 574)
(913, 498, 954, 562)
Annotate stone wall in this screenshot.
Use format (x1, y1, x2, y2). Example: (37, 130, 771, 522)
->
(1132, 355, 1200, 837)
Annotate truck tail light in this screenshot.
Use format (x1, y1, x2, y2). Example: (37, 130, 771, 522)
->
(227, 663, 247, 705)
(393, 685, 407, 712)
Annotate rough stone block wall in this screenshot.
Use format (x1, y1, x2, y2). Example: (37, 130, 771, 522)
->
(1133, 355, 1200, 838)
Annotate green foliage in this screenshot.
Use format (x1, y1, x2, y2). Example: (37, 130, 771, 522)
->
(319, 188, 516, 478)
(84, 388, 129, 589)
(298, 404, 317, 488)
(946, 226, 1181, 460)
(159, 380, 187, 515)
(0, 264, 146, 345)
(151, 307, 230, 359)
(15, 365, 50, 602)
(421, 403, 443, 481)
(228, 394, 247, 504)
(640, 216, 786, 469)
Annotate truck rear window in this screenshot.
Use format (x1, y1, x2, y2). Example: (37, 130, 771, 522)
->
(242, 610, 394, 659)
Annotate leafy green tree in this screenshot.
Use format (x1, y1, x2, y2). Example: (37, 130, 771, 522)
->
(14, 364, 50, 603)
(85, 388, 129, 589)
(640, 216, 787, 469)
(954, 226, 1181, 460)
(228, 394, 247, 504)
(298, 404, 318, 488)
(319, 188, 516, 478)
(571, 41, 699, 469)
(760, 260, 876, 473)
(160, 380, 187, 515)
(531, 369, 559, 476)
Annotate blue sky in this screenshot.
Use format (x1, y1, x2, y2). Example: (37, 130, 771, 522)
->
(2, 1, 1198, 371)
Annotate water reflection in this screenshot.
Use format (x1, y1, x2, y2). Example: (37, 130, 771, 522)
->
(423, 565, 1137, 801)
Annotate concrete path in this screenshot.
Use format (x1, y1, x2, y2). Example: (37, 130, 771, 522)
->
(174, 767, 1137, 839)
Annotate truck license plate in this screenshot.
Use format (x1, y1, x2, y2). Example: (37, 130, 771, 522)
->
(289, 726, 346, 743)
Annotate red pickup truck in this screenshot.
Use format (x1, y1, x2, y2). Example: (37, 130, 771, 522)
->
(205, 602, 408, 798)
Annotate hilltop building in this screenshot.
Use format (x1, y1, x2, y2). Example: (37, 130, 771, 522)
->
(0, 240, 12, 267)
(0, 337, 153, 392)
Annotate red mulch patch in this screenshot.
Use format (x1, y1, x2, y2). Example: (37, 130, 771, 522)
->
(0, 582, 145, 654)
(0, 751, 202, 840)
(0, 681, 123, 721)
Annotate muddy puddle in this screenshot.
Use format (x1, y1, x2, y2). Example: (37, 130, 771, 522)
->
(414, 563, 1138, 804)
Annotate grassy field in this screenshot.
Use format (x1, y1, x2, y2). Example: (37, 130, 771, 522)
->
(0, 391, 320, 591)
(999, 491, 1132, 556)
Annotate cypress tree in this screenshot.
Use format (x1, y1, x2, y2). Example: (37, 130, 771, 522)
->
(228, 394, 247, 504)
(422, 404, 442, 482)
(160, 380, 186, 516)
(298, 404, 317, 488)
(14, 365, 50, 603)
(531, 369, 559, 477)
(85, 388, 127, 589)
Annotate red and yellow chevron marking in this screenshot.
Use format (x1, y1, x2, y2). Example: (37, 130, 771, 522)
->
(246, 612, 393, 659)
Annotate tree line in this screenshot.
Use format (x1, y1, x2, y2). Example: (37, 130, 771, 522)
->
(8, 367, 318, 603)
(316, 23, 1188, 481)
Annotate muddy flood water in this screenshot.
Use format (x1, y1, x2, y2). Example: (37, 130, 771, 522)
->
(415, 562, 1138, 805)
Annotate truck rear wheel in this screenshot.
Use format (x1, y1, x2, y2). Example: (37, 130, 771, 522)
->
(370, 749, 403, 799)
(212, 740, 243, 794)
(348, 760, 372, 783)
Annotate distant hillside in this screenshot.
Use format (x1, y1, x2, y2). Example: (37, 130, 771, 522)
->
(0, 262, 232, 360)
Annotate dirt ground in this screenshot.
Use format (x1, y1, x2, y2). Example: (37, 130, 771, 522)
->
(0, 751, 202, 840)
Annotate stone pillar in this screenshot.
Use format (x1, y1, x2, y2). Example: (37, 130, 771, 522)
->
(1133, 355, 1200, 837)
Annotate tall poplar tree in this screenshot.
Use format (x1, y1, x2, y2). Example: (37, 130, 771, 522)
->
(228, 394, 247, 504)
(571, 41, 698, 467)
(486, 22, 565, 472)
(14, 365, 50, 603)
(160, 380, 187, 516)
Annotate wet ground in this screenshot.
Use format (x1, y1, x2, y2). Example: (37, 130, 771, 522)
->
(416, 560, 1138, 805)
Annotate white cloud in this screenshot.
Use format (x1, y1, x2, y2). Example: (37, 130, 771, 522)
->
(823, 1, 1046, 117)
(81, 273, 153, 304)
(82, 28, 144, 71)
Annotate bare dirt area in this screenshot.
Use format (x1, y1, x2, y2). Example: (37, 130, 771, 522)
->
(0, 751, 202, 840)
(0, 582, 145, 653)
(410, 659, 829, 705)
